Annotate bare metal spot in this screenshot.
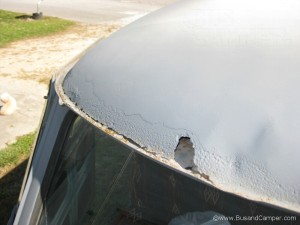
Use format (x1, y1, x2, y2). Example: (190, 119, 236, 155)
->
(174, 137, 195, 170)
(200, 173, 211, 182)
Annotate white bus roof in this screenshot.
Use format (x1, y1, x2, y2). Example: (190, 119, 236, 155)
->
(57, 0, 300, 213)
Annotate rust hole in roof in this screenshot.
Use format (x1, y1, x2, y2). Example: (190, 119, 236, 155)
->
(174, 137, 195, 170)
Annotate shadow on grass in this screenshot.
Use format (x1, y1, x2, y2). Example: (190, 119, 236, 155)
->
(15, 15, 33, 20)
(15, 13, 43, 21)
(0, 159, 28, 225)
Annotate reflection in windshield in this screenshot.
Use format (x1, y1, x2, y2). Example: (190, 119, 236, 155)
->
(38, 116, 297, 225)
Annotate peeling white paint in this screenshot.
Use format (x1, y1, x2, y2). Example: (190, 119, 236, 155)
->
(58, 0, 300, 213)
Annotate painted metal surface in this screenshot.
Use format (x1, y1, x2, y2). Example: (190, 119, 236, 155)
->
(60, 0, 300, 212)
(13, 82, 70, 225)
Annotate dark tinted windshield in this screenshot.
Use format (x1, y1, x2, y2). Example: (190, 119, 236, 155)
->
(38, 115, 298, 225)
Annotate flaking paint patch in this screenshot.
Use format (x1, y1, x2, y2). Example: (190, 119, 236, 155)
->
(55, 72, 212, 186)
(56, 65, 300, 213)
(56, 75, 300, 213)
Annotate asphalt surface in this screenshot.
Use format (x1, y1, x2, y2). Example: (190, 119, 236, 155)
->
(0, 0, 176, 23)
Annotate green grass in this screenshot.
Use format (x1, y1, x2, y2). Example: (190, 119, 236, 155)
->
(0, 133, 35, 169)
(0, 9, 75, 47)
(0, 159, 28, 225)
(0, 133, 35, 224)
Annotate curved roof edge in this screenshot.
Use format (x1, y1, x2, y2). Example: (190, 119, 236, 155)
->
(56, 0, 300, 213)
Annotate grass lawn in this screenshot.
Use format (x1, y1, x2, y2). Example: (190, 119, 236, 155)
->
(0, 133, 35, 177)
(0, 9, 75, 47)
(0, 133, 35, 224)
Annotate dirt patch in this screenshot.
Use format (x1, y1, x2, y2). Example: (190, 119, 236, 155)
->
(0, 22, 120, 150)
(0, 23, 120, 84)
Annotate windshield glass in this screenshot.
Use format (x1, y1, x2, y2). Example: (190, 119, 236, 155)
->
(38, 115, 297, 225)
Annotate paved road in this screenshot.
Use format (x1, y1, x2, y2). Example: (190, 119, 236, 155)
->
(0, 0, 176, 23)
